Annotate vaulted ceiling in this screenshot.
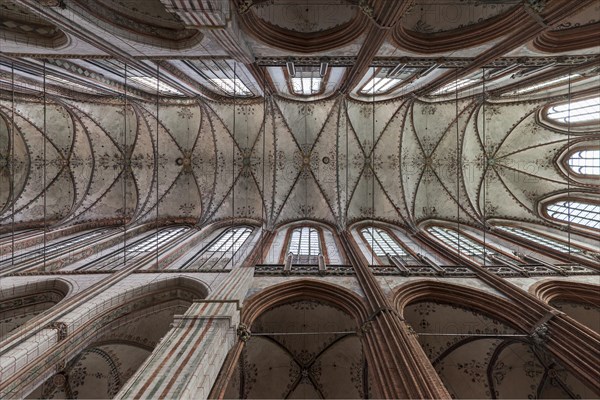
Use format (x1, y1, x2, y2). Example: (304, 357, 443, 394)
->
(0, 0, 598, 231)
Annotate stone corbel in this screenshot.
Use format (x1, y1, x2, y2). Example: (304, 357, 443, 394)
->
(358, 320, 373, 337)
(529, 323, 550, 348)
(528, 309, 562, 348)
(357, 0, 374, 18)
(237, 323, 251, 342)
(47, 321, 68, 341)
(38, 0, 65, 8)
(237, 0, 254, 15)
(525, 0, 547, 14)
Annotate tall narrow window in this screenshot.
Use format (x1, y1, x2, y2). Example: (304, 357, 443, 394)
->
(361, 227, 407, 257)
(79, 227, 190, 271)
(178, 226, 252, 271)
(428, 227, 487, 257)
(290, 69, 323, 96)
(360, 77, 402, 95)
(432, 77, 479, 96)
(547, 96, 600, 124)
(288, 227, 321, 262)
(504, 74, 578, 96)
(128, 227, 189, 253)
(0, 229, 110, 269)
(207, 226, 252, 253)
(358, 66, 417, 96)
(546, 201, 600, 229)
(128, 76, 183, 96)
(210, 78, 252, 96)
(495, 226, 582, 254)
(568, 149, 600, 176)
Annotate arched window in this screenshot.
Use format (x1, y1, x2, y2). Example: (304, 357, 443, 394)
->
(546, 201, 600, 229)
(568, 149, 600, 176)
(128, 227, 189, 253)
(177, 226, 253, 271)
(495, 226, 582, 254)
(361, 227, 407, 257)
(75, 226, 190, 271)
(207, 226, 252, 253)
(0, 228, 110, 269)
(288, 227, 321, 263)
(547, 96, 600, 125)
(428, 227, 487, 257)
(357, 66, 416, 96)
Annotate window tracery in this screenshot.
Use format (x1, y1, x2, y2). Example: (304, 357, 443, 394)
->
(495, 226, 582, 254)
(504, 74, 578, 96)
(546, 96, 600, 125)
(287, 66, 325, 96)
(178, 226, 252, 270)
(427, 227, 488, 257)
(77, 227, 190, 271)
(361, 227, 407, 257)
(567, 149, 600, 176)
(127, 227, 189, 253)
(546, 200, 600, 230)
(358, 66, 416, 96)
(288, 226, 320, 257)
(0, 228, 112, 270)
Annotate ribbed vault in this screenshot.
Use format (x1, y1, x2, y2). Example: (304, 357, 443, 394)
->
(0, 94, 585, 231)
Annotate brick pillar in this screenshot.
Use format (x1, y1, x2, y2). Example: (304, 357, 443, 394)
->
(415, 231, 600, 393)
(116, 230, 273, 399)
(114, 268, 253, 400)
(339, 231, 450, 399)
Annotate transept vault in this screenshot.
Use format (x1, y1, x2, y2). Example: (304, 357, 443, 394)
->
(0, 0, 598, 399)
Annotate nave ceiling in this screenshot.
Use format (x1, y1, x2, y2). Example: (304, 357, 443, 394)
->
(0, 94, 595, 231)
(0, 0, 598, 232)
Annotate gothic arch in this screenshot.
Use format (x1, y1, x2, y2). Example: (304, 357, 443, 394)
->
(531, 280, 600, 305)
(0, 1, 69, 50)
(4, 276, 209, 399)
(69, 0, 204, 50)
(391, 5, 523, 54)
(533, 23, 600, 53)
(394, 280, 597, 399)
(243, 279, 368, 325)
(394, 280, 529, 329)
(530, 279, 600, 334)
(234, 0, 370, 54)
(220, 279, 371, 399)
(0, 278, 71, 341)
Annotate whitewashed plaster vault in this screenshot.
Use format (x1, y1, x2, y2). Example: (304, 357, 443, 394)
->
(403, 301, 598, 399)
(0, 95, 584, 230)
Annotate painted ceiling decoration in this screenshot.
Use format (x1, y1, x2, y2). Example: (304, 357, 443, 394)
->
(225, 300, 369, 399)
(404, 301, 597, 399)
(1, 93, 596, 232)
(0, 0, 597, 236)
(0, 1, 68, 49)
(0, 2, 599, 400)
